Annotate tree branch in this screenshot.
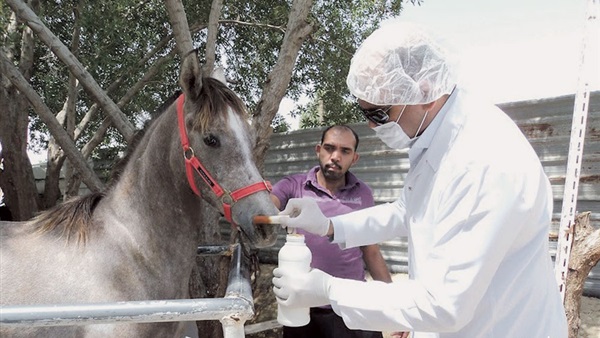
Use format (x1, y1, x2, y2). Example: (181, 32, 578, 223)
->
(203, 0, 223, 76)
(164, 0, 194, 57)
(0, 49, 104, 192)
(251, 0, 315, 166)
(78, 47, 178, 162)
(218, 19, 285, 33)
(4, 0, 135, 142)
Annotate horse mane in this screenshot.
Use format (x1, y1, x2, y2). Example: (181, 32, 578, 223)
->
(193, 77, 249, 133)
(107, 90, 181, 185)
(30, 192, 104, 245)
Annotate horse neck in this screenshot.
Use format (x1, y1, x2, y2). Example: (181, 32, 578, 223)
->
(105, 107, 203, 274)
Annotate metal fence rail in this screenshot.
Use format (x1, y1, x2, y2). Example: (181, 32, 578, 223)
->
(0, 244, 253, 338)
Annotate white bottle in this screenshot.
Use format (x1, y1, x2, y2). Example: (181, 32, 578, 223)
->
(277, 233, 312, 327)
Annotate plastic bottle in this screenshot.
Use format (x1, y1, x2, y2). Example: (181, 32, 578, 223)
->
(277, 233, 312, 327)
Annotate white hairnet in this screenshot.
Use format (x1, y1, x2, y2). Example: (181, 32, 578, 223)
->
(347, 20, 456, 105)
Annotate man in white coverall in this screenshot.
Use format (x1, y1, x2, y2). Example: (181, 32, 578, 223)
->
(272, 19, 568, 337)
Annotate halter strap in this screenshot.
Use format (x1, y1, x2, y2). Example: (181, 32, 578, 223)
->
(176, 94, 272, 225)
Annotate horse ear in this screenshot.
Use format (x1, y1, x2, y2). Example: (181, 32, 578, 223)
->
(211, 67, 227, 85)
(179, 51, 203, 100)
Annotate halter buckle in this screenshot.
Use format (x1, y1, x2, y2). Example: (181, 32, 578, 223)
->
(220, 191, 235, 205)
(183, 146, 195, 160)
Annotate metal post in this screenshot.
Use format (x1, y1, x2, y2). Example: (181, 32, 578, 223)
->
(220, 243, 255, 337)
(554, 0, 599, 302)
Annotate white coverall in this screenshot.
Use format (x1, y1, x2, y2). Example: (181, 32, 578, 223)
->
(329, 87, 568, 337)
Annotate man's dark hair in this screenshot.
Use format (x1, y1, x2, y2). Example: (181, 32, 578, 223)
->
(320, 125, 360, 151)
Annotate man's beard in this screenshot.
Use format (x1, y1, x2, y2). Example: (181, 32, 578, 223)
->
(320, 163, 344, 181)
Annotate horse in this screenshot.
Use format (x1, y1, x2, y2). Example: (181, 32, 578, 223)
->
(0, 53, 279, 337)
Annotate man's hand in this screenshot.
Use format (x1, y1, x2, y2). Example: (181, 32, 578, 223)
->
(272, 267, 333, 308)
(278, 198, 331, 236)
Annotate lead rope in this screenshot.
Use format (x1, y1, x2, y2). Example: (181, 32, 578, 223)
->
(554, 0, 598, 302)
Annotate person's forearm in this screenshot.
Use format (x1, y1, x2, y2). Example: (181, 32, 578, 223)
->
(362, 245, 392, 283)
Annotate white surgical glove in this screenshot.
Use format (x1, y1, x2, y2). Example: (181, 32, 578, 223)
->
(272, 267, 333, 309)
(278, 198, 331, 236)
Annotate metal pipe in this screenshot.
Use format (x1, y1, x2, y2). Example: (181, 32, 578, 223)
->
(220, 317, 246, 338)
(0, 297, 251, 327)
(197, 245, 233, 256)
(0, 244, 255, 330)
(224, 243, 253, 303)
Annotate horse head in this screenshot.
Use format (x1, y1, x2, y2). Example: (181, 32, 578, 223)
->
(177, 53, 279, 249)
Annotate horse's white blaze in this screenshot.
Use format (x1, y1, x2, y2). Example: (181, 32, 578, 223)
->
(227, 109, 258, 176)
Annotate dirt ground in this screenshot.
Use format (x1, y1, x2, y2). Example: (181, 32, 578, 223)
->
(247, 264, 600, 338)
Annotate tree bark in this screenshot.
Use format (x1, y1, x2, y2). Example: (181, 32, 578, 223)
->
(4, 0, 135, 142)
(0, 81, 39, 221)
(202, 0, 223, 77)
(252, 0, 314, 169)
(565, 211, 600, 338)
(164, 0, 194, 56)
(63, 0, 83, 200)
(0, 0, 40, 221)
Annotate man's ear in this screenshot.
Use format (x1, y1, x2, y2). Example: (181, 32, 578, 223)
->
(351, 153, 360, 166)
(315, 144, 322, 156)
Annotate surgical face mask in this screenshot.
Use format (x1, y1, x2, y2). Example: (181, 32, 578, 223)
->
(373, 107, 428, 150)
(374, 120, 413, 149)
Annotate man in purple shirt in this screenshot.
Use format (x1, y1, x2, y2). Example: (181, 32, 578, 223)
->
(271, 125, 392, 338)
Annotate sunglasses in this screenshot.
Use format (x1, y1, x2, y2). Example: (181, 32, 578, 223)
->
(356, 103, 392, 125)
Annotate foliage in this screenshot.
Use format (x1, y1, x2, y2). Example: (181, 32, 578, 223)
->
(11, 0, 413, 162)
(291, 0, 407, 129)
(22, 0, 178, 159)
(216, 0, 408, 131)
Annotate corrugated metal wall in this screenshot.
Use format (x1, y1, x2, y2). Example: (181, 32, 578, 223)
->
(254, 91, 600, 297)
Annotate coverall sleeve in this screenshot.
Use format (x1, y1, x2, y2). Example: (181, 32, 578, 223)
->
(331, 199, 408, 248)
(328, 166, 539, 333)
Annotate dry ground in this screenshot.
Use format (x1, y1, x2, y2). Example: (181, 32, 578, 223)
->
(247, 264, 600, 338)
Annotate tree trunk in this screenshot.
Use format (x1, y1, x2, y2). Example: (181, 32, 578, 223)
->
(41, 144, 65, 209)
(0, 0, 40, 221)
(252, 0, 314, 169)
(61, 45, 177, 200)
(0, 85, 39, 221)
(564, 211, 600, 338)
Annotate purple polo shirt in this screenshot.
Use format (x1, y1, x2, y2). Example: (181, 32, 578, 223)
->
(271, 166, 375, 281)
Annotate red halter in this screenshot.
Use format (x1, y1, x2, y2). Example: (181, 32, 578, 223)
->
(176, 94, 272, 225)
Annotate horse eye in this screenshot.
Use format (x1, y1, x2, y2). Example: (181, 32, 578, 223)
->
(203, 135, 220, 148)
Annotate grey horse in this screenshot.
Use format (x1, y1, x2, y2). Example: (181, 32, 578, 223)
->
(0, 53, 279, 337)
